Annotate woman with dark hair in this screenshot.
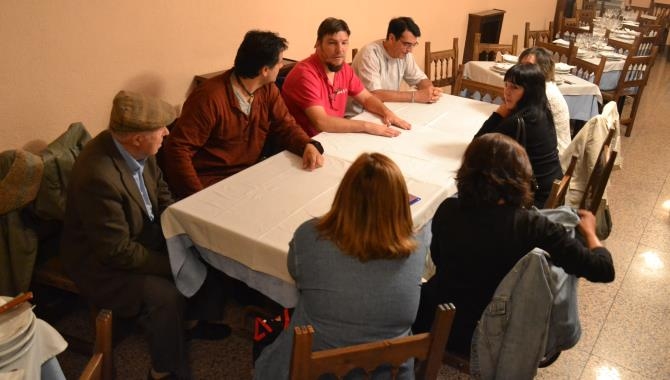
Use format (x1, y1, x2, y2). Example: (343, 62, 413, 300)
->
(474, 63, 563, 207)
(254, 153, 424, 379)
(519, 46, 571, 155)
(413, 133, 614, 357)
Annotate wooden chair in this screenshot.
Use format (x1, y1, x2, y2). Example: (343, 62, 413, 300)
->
(289, 303, 456, 380)
(601, 46, 658, 137)
(33, 258, 115, 379)
(575, 8, 596, 28)
(651, 2, 670, 23)
(79, 353, 102, 380)
(579, 128, 617, 214)
(582, 0, 599, 11)
(629, 5, 650, 19)
(559, 11, 592, 41)
(454, 66, 505, 104)
(351, 48, 358, 61)
(544, 155, 579, 209)
(536, 40, 576, 63)
(569, 54, 606, 86)
(424, 38, 459, 93)
(472, 33, 518, 61)
(524, 22, 553, 48)
(79, 309, 113, 380)
(608, 35, 641, 56)
(649, 2, 670, 45)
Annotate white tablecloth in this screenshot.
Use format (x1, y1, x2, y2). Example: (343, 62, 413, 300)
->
(463, 61, 602, 121)
(162, 95, 497, 307)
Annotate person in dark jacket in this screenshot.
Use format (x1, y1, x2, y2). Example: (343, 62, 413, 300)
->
(474, 63, 563, 207)
(61, 91, 230, 380)
(414, 133, 615, 356)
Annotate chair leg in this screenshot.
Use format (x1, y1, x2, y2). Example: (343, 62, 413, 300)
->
(93, 309, 114, 380)
(624, 94, 643, 137)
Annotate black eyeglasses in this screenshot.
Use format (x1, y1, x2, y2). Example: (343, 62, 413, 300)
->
(400, 40, 419, 49)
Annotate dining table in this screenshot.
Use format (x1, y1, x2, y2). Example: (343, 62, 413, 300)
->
(161, 94, 498, 308)
(463, 60, 603, 121)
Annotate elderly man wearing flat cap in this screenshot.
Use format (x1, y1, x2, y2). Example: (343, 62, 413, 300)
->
(61, 91, 230, 380)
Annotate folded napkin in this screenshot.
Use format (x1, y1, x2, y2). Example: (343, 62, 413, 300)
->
(555, 63, 575, 72)
(553, 39, 570, 47)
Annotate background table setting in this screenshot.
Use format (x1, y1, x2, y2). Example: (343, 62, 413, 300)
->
(0, 293, 67, 380)
(161, 95, 497, 308)
(463, 59, 602, 121)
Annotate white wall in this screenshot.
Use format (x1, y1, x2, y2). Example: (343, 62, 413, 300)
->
(0, 0, 556, 150)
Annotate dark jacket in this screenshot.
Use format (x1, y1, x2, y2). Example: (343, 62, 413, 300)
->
(61, 130, 173, 315)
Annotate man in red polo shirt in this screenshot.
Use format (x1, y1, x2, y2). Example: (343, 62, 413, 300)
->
(281, 17, 411, 138)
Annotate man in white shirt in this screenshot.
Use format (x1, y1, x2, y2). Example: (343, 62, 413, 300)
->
(348, 17, 442, 115)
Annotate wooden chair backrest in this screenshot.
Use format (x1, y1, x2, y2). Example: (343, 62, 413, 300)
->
(579, 128, 617, 213)
(536, 40, 576, 63)
(608, 35, 641, 56)
(651, 2, 670, 25)
(576, 8, 596, 26)
(610, 46, 657, 93)
(289, 303, 456, 380)
(524, 22, 554, 48)
(472, 33, 518, 61)
(544, 155, 579, 209)
(425, 38, 459, 92)
(454, 67, 505, 104)
(570, 55, 606, 85)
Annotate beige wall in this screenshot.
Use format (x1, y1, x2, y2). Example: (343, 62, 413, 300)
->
(0, 0, 555, 151)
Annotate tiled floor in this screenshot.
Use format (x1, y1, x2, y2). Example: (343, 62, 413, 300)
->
(537, 51, 670, 379)
(54, 51, 670, 379)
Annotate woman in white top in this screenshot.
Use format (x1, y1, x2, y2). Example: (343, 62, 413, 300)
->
(519, 47, 571, 155)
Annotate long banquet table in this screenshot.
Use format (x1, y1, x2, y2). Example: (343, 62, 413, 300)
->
(463, 60, 603, 121)
(161, 94, 497, 307)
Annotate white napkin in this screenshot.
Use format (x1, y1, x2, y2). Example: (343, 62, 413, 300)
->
(553, 39, 570, 47)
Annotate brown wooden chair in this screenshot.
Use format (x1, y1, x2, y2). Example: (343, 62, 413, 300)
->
(579, 128, 617, 214)
(424, 38, 459, 93)
(33, 257, 115, 379)
(559, 10, 592, 41)
(454, 66, 505, 104)
(608, 35, 641, 56)
(536, 40, 576, 64)
(524, 22, 553, 48)
(472, 33, 518, 61)
(79, 309, 113, 380)
(575, 8, 596, 28)
(544, 155, 579, 209)
(79, 353, 102, 380)
(289, 303, 456, 380)
(635, 24, 663, 54)
(569, 54, 606, 86)
(601, 46, 658, 137)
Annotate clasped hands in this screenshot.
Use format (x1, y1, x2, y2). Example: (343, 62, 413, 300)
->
(415, 86, 443, 103)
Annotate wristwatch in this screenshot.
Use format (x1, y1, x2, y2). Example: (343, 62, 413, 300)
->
(306, 139, 324, 155)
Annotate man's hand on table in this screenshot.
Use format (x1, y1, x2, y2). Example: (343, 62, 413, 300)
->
(302, 143, 324, 170)
(415, 86, 443, 103)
